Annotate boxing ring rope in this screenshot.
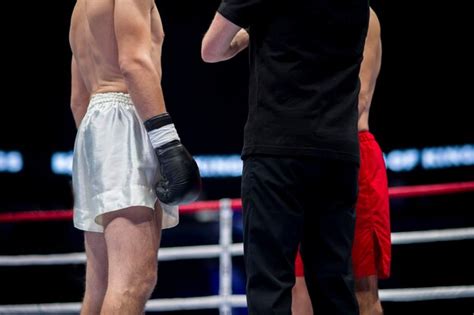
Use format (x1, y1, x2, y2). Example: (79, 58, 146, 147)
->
(0, 181, 473, 314)
(1, 181, 473, 224)
(2, 285, 474, 313)
(2, 227, 474, 267)
(387, 181, 474, 198)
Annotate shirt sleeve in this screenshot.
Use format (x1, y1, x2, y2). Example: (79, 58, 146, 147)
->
(217, 0, 264, 28)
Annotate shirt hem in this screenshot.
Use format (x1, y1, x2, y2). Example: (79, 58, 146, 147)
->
(242, 145, 360, 164)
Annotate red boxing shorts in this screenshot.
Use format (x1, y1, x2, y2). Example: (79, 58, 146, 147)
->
(295, 131, 391, 279)
(352, 131, 391, 279)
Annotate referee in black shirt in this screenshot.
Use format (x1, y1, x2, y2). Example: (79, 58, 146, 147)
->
(202, 1, 369, 313)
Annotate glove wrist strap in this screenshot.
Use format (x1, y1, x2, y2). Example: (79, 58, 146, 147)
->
(145, 114, 180, 149)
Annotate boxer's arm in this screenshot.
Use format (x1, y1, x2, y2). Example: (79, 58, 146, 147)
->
(201, 13, 248, 63)
(358, 8, 382, 118)
(70, 57, 90, 128)
(114, 0, 166, 120)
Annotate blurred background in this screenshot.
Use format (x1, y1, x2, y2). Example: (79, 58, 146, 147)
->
(0, 0, 473, 314)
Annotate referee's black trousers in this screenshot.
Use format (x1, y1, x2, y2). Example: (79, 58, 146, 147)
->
(242, 155, 359, 314)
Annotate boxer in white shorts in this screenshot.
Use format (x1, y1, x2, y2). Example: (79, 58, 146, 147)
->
(69, 0, 201, 313)
(73, 92, 180, 232)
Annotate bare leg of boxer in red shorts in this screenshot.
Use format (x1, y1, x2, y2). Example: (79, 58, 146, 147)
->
(292, 8, 390, 315)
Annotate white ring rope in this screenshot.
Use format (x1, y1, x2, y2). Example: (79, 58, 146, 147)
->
(1, 227, 472, 266)
(2, 190, 473, 315)
(391, 227, 474, 244)
(1, 286, 473, 314)
(379, 285, 474, 302)
(0, 244, 244, 266)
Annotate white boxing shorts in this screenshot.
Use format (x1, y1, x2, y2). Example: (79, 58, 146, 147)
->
(72, 92, 179, 232)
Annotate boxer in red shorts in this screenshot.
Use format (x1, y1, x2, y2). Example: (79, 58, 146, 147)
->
(292, 8, 390, 315)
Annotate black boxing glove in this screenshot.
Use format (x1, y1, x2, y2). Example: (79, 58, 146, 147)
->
(144, 113, 201, 205)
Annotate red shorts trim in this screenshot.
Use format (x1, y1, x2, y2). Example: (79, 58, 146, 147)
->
(295, 131, 391, 279)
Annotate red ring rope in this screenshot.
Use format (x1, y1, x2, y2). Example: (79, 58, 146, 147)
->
(388, 181, 474, 198)
(0, 181, 473, 223)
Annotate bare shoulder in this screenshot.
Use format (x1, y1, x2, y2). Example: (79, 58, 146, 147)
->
(151, 1, 157, 11)
(368, 8, 381, 38)
(84, 0, 115, 24)
(69, 1, 85, 49)
(69, 1, 83, 30)
(150, 2, 165, 40)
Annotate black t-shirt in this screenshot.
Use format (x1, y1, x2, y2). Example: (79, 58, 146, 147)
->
(218, 0, 369, 163)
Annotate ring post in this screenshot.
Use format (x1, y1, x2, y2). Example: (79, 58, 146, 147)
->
(219, 198, 233, 315)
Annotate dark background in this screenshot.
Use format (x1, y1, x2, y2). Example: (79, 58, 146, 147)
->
(0, 0, 473, 314)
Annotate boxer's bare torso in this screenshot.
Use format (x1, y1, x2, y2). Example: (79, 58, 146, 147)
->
(70, 0, 164, 95)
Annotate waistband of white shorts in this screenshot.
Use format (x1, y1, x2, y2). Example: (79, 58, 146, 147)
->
(89, 92, 133, 107)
